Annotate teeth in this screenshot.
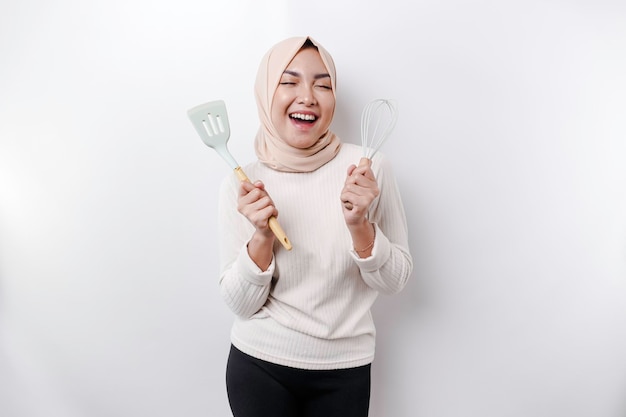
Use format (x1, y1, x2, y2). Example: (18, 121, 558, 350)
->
(290, 113, 316, 121)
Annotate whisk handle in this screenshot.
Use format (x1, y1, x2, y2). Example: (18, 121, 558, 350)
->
(343, 158, 372, 210)
(357, 157, 371, 168)
(233, 167, 293, 251)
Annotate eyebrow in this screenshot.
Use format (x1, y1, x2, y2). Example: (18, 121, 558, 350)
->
(283, 70, 331, 80)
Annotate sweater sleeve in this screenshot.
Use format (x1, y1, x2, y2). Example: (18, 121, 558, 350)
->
(217, 174, 274, 319)
(350, 155, 413, 294)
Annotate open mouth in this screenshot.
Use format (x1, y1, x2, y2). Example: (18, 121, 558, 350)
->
(290, 112, 317, 123)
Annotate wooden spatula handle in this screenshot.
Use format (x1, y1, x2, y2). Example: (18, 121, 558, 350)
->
(234, 167, 292, 251)
(234, 167, 250, 182)
(268, 217, 292, 251)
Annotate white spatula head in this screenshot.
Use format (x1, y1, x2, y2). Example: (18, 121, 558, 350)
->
(187, 100, 239, 169)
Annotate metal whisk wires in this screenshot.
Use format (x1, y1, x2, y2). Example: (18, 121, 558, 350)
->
(361, 99, 398, 160)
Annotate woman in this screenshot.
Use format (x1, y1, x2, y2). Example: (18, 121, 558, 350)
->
(218, 36, 413, 417)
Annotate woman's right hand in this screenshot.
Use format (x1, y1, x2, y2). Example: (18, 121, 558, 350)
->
(237, 180, 277, 270)
(237, 180, 278, 237)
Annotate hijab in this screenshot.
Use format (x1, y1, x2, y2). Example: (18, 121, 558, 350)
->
(254, 36, 342, 172)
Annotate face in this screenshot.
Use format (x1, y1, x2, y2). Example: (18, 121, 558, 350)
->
(271, 47, 335, 149)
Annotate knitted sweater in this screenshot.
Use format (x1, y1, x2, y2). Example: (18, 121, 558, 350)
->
(217, 143, 412, 370)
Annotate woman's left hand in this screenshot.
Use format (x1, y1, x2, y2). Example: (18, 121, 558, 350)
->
(340, 161, 379, 225)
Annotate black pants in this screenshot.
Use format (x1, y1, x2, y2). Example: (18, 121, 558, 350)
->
(226, 345, 371, 417)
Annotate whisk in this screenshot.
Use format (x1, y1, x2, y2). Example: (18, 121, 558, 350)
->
(344, 98, 399, 210)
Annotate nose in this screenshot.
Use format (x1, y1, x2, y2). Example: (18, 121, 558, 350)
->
(297, 85, 316, 105)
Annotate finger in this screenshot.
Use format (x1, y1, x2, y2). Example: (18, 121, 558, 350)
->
(248, 204, 278, 224)
(351, 165, 376, 181)
(341, 194, 367, 216)
(340, 190, 354, 210)
(341, 186, 371, 209)
(240, 189, 271, 211)
(240, 195, 278, 226)
(239, 180, 255, 196)
(341, 194, 357, 211)
(240, 180, 271, 201)
(252, 180, 266, 190)
(346, 174, 377, 192)
(247, 195, 276, 214)
(342, 181, 379, 207)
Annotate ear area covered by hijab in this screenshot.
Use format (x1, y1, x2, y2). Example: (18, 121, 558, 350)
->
(254, 36, 342, 173)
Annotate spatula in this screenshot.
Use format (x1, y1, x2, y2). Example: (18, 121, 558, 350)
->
(187, 100, 292, 251)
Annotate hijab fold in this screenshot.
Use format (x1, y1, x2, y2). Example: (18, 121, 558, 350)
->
(254, 36, 341, 173)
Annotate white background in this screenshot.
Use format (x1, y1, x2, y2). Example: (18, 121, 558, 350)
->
(1, 0, 626, 416)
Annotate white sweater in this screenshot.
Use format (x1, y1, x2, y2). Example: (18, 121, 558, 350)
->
(217, 143, 413, 370)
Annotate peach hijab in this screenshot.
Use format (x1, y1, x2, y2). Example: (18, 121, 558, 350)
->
(254, 36, 342, 173)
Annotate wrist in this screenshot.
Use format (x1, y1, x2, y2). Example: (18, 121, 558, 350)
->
(248, 231, 275, 271)
(251, 229, 275, 246)
(354, 236, 375, 255)
(350, 221, 376, 258)
(347, 217, 371, 234)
